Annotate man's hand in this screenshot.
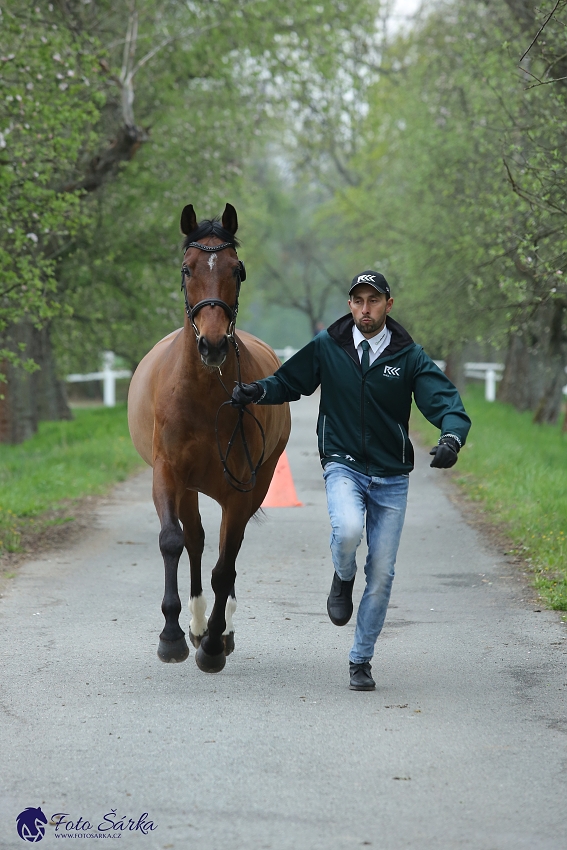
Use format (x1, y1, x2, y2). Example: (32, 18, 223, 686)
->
(231, 381, 264, 407)
(429, 436, 460, 469)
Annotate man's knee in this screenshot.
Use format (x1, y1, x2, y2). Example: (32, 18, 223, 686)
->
(331, 519, 364, 552)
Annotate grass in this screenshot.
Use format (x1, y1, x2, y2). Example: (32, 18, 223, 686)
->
(411, 384, 567, 612)
(0, 405, 146, 554)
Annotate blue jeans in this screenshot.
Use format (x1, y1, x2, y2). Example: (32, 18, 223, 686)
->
(323, 462, 409, 665)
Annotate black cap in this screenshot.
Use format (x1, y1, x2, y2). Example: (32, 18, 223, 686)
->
(349, 270, 390, 298)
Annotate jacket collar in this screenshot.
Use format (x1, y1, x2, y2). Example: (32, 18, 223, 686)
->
(327, 314, 414, 358)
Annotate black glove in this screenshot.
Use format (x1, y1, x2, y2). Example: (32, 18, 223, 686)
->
(429, 436, 460, 469)
(231, 381, 264, 407)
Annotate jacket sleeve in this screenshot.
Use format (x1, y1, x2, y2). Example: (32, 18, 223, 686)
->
(412, 349, 471, 446)
(256, 337, 321, 405)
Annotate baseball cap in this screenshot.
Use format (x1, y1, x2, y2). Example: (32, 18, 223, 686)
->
(349, 270, 390, 298)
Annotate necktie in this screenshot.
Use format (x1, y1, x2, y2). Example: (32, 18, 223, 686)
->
(361, 339, 370, 374)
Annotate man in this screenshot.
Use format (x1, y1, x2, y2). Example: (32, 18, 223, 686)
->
(232, 271, 471, 691)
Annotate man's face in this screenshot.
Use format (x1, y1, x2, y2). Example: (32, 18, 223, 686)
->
(348, 284, 393, 337)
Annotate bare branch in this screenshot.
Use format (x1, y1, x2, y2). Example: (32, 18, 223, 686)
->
(519, 0, 564, 63)
(526, 74, 567, 89)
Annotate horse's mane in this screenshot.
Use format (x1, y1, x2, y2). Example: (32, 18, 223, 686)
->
(183, 217, 240, 250)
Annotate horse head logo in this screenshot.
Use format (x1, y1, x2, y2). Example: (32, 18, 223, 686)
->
(16, 807, 48, 842)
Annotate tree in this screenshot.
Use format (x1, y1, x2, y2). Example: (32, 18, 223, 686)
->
(0, 2, 105, 440)
(315, 0, 567, 421)
(1, 0, 381, 440)
(236, 163, 350, 338)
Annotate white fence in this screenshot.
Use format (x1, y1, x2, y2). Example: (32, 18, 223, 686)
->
(464, 362, 504, 402)
(66, 351, 132, 407)
(67, 350, 566, 408)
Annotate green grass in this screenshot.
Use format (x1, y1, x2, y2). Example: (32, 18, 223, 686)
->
(411, 384, 567, 611)
(0, 405, 146, 553)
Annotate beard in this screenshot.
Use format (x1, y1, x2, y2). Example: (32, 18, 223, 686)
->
(354, 317, 384, 336)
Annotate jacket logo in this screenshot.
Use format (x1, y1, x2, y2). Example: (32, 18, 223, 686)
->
(383, 365, 400, 377)
(357, 274, 376, 283)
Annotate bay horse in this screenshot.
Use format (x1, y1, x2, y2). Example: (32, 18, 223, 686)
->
(128, 203, 290, 672)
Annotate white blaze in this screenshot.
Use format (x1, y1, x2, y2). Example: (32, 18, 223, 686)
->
(207, 253, 217, 271)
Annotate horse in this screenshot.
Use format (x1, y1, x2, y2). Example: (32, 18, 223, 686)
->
(128, 203, 290, 673)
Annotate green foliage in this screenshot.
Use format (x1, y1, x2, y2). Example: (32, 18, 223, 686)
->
(0, 3, 104, 368)
(319, 0, 567, 365)
(41, 0, 380, 370)
(0, 404, 145, 552)
(411, 384, 567, 611)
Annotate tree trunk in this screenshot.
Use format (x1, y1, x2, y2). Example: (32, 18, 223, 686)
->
(498, 300, 567, 424)
(0, 322, 72, 444)
(498, 332, 533, 411)
(444, 346, 465, 394)
(531, 299, 567, 424)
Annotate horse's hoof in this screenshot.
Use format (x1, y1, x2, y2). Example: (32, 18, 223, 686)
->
(223, 632, 235, 656)
(189, 628, 208, 649)
(158, 636, 190, 663)
(195, 644, 226, 673)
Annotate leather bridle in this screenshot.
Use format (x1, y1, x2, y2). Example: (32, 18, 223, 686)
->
(180, 240, 246, 340)
(180, 237, 263, 492)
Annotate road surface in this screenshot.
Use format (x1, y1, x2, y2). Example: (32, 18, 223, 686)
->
(1, 393, 566, 849)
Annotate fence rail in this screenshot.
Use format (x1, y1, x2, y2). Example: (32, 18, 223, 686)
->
(66, 352, 131, 407)
(67, 350, 567, 408)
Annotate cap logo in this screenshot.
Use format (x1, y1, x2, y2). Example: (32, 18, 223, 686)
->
(357, 274, 376, 283)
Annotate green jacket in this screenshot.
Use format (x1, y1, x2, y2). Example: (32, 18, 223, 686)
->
(257, 314, 471, 477)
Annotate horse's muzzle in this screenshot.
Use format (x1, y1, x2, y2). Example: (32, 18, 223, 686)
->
(198, 334, 229, 368)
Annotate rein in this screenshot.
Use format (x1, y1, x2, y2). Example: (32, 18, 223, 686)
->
(182, 239, 264, 493)
(214, 337, 266, 493)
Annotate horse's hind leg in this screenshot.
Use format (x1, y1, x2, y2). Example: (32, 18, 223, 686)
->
(178, 490, 207, 649)
(153, 460, 190, 663)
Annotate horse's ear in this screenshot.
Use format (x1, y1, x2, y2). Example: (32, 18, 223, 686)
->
(221, 203, 238, 236)
(180, 204, 198, 236)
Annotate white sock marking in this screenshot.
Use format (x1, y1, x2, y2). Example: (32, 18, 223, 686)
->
(189, 594, 207, 636)
(223, 597, 237, 635)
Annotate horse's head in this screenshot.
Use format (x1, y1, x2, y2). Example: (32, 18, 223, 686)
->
(180, 203, 245, 369)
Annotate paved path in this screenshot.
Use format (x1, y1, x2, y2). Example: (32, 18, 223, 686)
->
(1, 394, 566, 850)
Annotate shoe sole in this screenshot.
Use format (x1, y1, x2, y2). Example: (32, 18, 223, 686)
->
(349, 683, 375, 691)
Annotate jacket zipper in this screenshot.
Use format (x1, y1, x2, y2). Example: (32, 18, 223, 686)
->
(322, 414, 326, 456)
(361, 376, 368, 473)
(398, 423, 406, 464)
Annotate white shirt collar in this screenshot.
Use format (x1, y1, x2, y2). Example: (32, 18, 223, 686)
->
(352, 323, 389, 352)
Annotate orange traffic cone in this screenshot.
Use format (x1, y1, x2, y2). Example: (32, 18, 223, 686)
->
(262, 451, 303, 507)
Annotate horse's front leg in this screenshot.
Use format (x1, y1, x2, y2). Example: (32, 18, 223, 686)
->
(153, 459, 190, 663)
(196, 505, 248, 673)
(178, 490, 207, 649)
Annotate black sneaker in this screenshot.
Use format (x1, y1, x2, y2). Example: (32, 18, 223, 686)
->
(349, 661, 375, 691)
(327, 572, 355, 626)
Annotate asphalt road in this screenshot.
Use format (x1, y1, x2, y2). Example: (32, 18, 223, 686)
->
(1, 393, 566, 850)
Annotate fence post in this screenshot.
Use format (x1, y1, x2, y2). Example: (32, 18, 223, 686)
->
(485, 369, 496, 402)
(102, 351, 116, 407)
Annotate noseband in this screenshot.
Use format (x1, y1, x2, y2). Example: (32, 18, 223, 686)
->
(181, 240, 246, 339)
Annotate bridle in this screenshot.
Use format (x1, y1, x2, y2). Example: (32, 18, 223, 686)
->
(180, 240, 246, 340)
(180, 238, 264, 493)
